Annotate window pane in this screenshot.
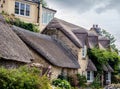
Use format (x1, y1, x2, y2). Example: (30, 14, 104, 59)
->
(26, 4, 30, 16)
(15, 2, 19, 14)
(87, 71, 90, 80)
(20, 3, 25, 15)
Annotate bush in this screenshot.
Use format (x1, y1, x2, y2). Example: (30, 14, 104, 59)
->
(2, 13, 39, 32)
(0, 66, 51, 89)
(76, 74, 87, 87)
(52, 79, 71, 89)
(89, 75, 101, 89)
(68, 74, 78, 87)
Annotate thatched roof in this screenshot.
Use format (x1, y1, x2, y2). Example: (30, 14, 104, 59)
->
(87, 31, 98, 48)
(102, 64, 108, 71)
(102, 64, 114, 72)
(42, 18, 83, 48)
(86, 59, 97, 71)
(12, 26, 80, 69)
(106, 64, 114, 72)
(0, 16, 33, 63)
(72, 29, 88, 47)
(98, 36, 110, 49)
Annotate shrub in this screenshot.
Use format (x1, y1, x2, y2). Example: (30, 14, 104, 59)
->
(89, 75, 101, 89)
(76, 74, 87, 88)
(2, 13, 39, 32)
(52, 79, 71, 89)
(68, 74, 78, 87)
(0, 66, 51, 89)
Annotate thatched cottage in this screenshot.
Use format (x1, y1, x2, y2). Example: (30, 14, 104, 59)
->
(12, 26, 80, 79)
(0, 14, 80, 79)
(42, 18, 114, 84)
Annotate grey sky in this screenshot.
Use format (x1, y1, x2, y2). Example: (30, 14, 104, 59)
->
(46, 0, 120, 50)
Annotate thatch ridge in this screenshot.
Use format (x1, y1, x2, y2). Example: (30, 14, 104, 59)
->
(42, 18, 83, 48)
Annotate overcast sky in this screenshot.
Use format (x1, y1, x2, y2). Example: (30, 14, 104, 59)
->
(46, 0, 120, 50)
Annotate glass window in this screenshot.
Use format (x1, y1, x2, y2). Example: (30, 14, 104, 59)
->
(42, 11, 54, 25)
(87, 71, 94, 82)
(87, 71, 90, 80)
(106, 72, 111, 81)
(82, 45, 87, 58)
(20, 3, 25, 15)
(26, 4, 30, 16)
(15, 2, 30, 16)
(15, 2, 19, 14)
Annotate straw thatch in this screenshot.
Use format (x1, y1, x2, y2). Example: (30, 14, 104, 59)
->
(87, 31, 98, 48)
(86, 59, 97, 71)
(12, 26, 80, 69)
(98, 36, 110, 49)
(0, 16, 33, 63)
(106, 64, 114, 72)
(72, 29, 88, 47)
(102, 64, 108, 72)
(42, 18, 82, 48)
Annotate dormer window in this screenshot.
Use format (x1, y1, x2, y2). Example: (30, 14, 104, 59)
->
(15, 2, 30, 16)
(82, 45, 87, 58)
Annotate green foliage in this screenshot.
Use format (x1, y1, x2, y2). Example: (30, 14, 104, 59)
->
(89, 74, 101, 89)
(52, 79, 71, 89)
(68, 74, 78, 87)
(41, 0, 47, 7)
(88, 48, 120, 72)
(2, 13, 39, 32)
(76, 74, 87, 88)
(101, 29, 118, 52)
(0, 66, 51, 89)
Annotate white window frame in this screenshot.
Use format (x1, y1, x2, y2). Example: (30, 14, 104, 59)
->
(15, 1, 30, 17)
(82, 45, 87, 58)
(106, 72, 111, 83)
(86, 71, 94, 83)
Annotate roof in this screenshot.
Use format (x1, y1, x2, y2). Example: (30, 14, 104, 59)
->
(0, 15, 33, 63)
(106, 64, 114, 72)
(86, 59, 97, 71)
(87, 31, 98, 48)
(12, 26, 80, 69)
(98, 36, 110, 49)
(42, 18, 84, 48)
(102, 64, 108, 71)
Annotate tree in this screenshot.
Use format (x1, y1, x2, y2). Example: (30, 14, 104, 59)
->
(41, 0, 47, 7)
(101, 29, 118, 52)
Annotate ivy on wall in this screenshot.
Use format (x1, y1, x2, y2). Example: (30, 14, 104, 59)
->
(88, 48, 120, 73)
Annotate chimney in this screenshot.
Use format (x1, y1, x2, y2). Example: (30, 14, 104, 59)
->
(93, 24, 98, 28)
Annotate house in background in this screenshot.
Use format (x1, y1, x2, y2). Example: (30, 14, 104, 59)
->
(0, 0, 56, 30)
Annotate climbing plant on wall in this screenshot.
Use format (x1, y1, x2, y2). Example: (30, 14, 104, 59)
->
(88, 48, 120, 73)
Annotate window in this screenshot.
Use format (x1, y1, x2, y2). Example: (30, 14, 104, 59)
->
(42, 11, 54, 25)
(106, 72, 111, 81)
(82, 45, 87, 58)
(15, 2, 30, 16)
(87, 71, 94, 82)
(20, 3, 25, 15)
(26, 5, 30, 16)
(15, 2, 19, 14)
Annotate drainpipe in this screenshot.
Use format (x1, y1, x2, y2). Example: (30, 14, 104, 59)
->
(37, 0, 42, 31)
